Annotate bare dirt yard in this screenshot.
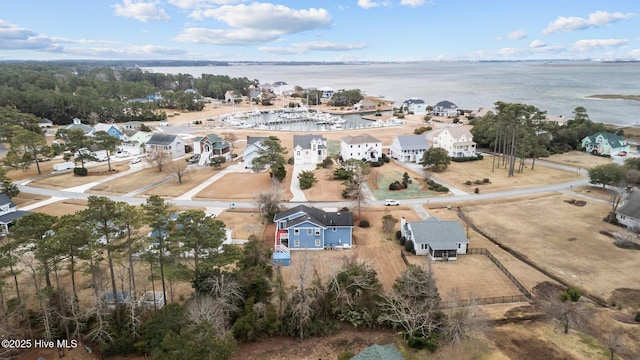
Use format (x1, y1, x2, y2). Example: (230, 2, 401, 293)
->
(26, 161, 132, 190)
(216, 209, 265, 240)
(545, 150, 615, 169)
(302, 166, 345, 202)
(462, 193, 640, 303)
(434, 154, 585, 194)
(193, 165, 294, 201)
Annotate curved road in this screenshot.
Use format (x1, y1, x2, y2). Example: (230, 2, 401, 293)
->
(16, 158, 592, 211)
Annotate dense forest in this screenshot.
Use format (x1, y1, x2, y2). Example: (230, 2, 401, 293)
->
(0, 62, 255, 125)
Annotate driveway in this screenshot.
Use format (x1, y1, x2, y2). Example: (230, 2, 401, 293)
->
(290, 163, 316, 202)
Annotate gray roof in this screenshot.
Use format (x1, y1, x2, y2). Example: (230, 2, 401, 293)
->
(617, 190, 640, 220)
(0, 193, 15, 207)
(293, 134, 326, 149)
(147, 133, 178, 146)
(0, 210, 30, 225)
(435, 100, 458, 109)
(396, 135, 429, 150)
(247, 136, 268, 146)
(403, 97, 425, 105)
(352, 344, 404, 360)
(274, 205, 353, 227)
(409, 218, 468, 250)
(341, 134, 381, 145)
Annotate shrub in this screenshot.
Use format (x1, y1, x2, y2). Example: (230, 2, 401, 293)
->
(287, 157, 294, 165)
(407, 337, 427, 349)
(474, 179, 483, 185)
(474, 187, 480, 194)
(561, 287, 582, 302)
(404, 240, 414, 252)
(396, 230, 402, 240)
(337, 352, 355, 360)
(425, 333, 439, 352)
(73, 167, 87, 176)
(359, 220, 370, 228)
(400, 236, 406, 246)
(477, 153, 484, 160)
(322, 157, 333, 168)
(383, 155, 390, 163)
(635, 312, 640, 322)
(465, 180, 472, 185)
(483, 178, 490, 183)
(370, 161, 382, 167)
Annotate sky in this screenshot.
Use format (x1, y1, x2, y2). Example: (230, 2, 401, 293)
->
(1, 0, 639, 62)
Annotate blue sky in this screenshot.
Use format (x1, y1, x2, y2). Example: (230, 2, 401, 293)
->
(1, 0, 638, 61)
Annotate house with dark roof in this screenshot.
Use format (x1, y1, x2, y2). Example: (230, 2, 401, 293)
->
(402, 97, 427, 114)
(274, 205, 353, 255)
(145, 133, 185, 159)
(616, 190, 640, 229)
(401, 217, 468, 260)
(293, 134, 327, 165)
(193, 134, 231, 165)
(340, 134, 382, 162)
(432, 100, 459, 117)
(581, 132, 630, 156)
(431, 126, 477, 157)
(243, 136, 268, 169)
(0, 194, 29, 235)
(38, 118, 54, 128)
(389, 135, 429, 163)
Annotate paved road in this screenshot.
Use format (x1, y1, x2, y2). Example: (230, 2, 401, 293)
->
(15, 156, 593, 211)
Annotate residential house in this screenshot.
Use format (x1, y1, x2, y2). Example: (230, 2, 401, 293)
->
(224, 90, 241, 103)
(340, 134, 382, 162)
(38, 118, 54, 128)
(119, 130, 152, 155)
(59, 118, 94, 135)
(92, 123, 123, 139)
(431, 126, 477, 157)
(121, 121, 144, 131)
(274, 204, 353, 251)
(389, 135, 429, 163)
(432, 100, 459, 117)
(293, 134, 327, 165)
(615, 190, 640, 229)
(317, 86, 335, 99)
(401, 217, 468, 260)
(402, 97, 427, 114)
(353, 99, 377, 112)
(243, 136, 268, 168)
(145, 133, 185, 159)
(0, 194, 29, 235)
(581, 132, 630, 155)
(193, 134, 231, 165)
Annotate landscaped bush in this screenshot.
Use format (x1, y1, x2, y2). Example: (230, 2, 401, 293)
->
(407, 337, 427, 349)
(404, 240, 414, 252)
(73, 167, 87, 176)
(483, 178, 490, 183)
(370, 161, 382, 167)
(477, 154, 484, 160)
(400, 236, 406, 246)
(635, 312, 640, 322)
(396, 230, 402, 240)
(287, 157, 294, 165)
(465, 180, 472, 185)
(474, 179, 483, 185)
(382, 154, 390, 163)
(413, 126, 433, 135)
(451, 156, 480, 162)
(359, 220, 370, 228)
(389, 181, 405, 191)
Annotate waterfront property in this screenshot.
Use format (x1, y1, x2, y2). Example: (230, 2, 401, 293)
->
(431, 126, 477, 157)
(353, 99, 377, 112)
(581, 132, 630, 155)
(431, 100, 459, 117)
(293, 134, 328, 165)
(401, 217, 468, 260)
(340, 134, 382, 162)
(389, 135, 429, 163)
(402, 97, 427, 114)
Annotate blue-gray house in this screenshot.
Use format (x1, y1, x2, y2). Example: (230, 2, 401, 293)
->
(273, 205, 353, 265)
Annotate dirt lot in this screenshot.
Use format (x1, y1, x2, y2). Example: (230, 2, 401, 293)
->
(26, 161, 132, 190)
(545, 150, 615, 169)
(193, 166, 294, 201)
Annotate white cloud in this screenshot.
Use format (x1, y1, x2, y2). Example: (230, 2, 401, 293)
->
(357, 0, 393, 9)
(174, 27, 281, 45)
(573, 38, 628, 52)
(260, 41, 368, 55)
(112, 0, 170, 22)
(193, 3, 331, 34)
(168, 0, 246, 9)
(543, 10, 635, 35)
(629, 49, 640, 58)
(0, 21, 59, 50)
(501, 30, 527, 40)
(62, 44, 187, 59)
(529, 39, 546, 48)
(400, 0, 426, 6)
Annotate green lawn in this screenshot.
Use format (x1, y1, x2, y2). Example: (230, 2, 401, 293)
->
(370, 170, 442, 200)
(327, 140, 341, 157)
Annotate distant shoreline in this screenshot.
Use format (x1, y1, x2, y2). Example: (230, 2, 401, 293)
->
(586, 94, 640, 101)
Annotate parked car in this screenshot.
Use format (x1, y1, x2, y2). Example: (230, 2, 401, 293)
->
(385, 199, 400, 206)
(618, 151, 627, 156)
(130, 157, 142, 164)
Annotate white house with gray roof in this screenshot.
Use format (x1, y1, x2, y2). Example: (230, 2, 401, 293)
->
(293, 134, 327, 165)
(402, 97, 427, 114)
(145, 133, 185, 159)
(390, 135, 429, 163)
(432, 100, 459, 117)
(401, 217, 468, 260)
(243, 136, 268, 169)
(431, 126, 477, 157)
(340, 134, 382, 162)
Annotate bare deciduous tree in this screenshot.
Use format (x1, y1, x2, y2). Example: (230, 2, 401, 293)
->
(381, 212, 399, 239)
(145, 148, 171, 172)
(167, 159, 189, 183)
(186, 295, 228, 335)
(255, 179, 282, 223)
(441, 288, 487, 345)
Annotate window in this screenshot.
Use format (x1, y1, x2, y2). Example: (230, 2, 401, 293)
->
(315, 239, 321, 247)
(294, 229, 299, 235)
(333, 227, 337, 232)
(297, 151, 301, 156)
(294, 239, 300, 247)
(315, 229, 321, 236)
(307, 229, 312, 235)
